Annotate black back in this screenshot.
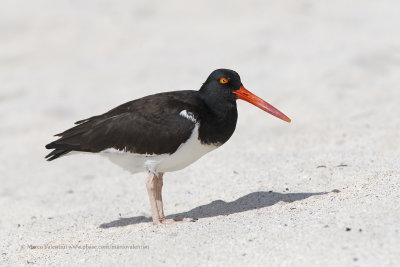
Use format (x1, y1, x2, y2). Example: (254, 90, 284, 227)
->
(45, 69, 243, 160)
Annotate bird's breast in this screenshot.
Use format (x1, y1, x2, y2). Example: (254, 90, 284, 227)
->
(155, 122, 219, 172)
(198, 109, 238, 146)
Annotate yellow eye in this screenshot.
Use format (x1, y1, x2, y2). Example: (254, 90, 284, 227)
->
(219, 77, 228, 84)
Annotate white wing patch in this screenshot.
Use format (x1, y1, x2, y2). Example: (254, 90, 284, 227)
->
(179, 110, 197, 123)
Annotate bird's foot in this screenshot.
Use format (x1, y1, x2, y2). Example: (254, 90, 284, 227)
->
(153, 217, 198, 225)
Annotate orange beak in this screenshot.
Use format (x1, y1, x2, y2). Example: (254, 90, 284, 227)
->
(233, 85, 291, 123)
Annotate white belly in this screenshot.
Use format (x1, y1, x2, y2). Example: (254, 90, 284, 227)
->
(100, 123, 219, 174)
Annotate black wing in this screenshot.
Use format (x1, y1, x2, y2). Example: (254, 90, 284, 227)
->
(45, 91, 205, 161)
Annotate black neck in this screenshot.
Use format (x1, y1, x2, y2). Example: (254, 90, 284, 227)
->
(197, 90, 238, 145)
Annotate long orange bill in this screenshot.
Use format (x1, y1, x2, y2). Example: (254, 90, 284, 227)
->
(233, 85, 291, 123)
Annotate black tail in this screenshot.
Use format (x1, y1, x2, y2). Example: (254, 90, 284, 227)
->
(45, 117, 96, 161)
(45, 141, 83, 161)
(45, 147, 71, 161)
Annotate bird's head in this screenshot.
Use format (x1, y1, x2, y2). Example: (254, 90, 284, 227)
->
(201, 69, 291, 123)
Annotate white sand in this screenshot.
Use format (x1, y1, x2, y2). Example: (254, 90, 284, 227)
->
(1, 0, 399, 266)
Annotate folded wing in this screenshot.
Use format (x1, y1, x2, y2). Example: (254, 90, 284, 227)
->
(45, 91, 202, 160)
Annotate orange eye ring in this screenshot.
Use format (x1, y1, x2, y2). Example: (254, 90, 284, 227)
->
(219, 77, 228, 84)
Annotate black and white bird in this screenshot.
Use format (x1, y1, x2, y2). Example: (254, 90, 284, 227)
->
(45, 69, 291, 224)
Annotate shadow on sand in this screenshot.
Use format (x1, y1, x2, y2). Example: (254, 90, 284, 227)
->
(99, 191, 327, 228)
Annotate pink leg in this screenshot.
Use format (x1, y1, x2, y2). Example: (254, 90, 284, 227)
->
(145, 172, 197, 224)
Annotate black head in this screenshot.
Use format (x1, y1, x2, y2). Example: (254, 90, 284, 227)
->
(199, 68, 291, 123)
(199, 69, 242, 101)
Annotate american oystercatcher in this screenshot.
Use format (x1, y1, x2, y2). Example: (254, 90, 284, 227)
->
(45, 69, 291, 224)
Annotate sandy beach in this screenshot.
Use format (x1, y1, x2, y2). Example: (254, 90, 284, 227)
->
(1, 0, 399, 266)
